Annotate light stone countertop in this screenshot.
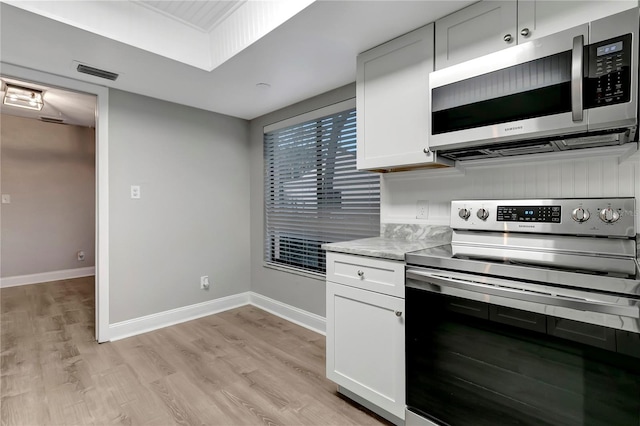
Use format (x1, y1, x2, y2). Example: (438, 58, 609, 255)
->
(322, 224, 452, 261)
(322, 237, 449, 261)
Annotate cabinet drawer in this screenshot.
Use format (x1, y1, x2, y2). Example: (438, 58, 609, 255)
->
(326, 252, 404, 298)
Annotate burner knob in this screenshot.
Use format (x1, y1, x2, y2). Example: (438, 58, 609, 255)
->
(571, 207, 590, 222)
(476, 208, 489, 220)
(599, 207, 620, 223)
(458, 208, 471, 220)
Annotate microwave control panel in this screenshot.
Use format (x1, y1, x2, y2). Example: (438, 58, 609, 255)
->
(585, 33, 632, 108)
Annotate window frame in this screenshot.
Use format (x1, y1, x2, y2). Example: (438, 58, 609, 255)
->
(262, 98, 380, 277)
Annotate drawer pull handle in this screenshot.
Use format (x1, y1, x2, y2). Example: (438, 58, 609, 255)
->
(395, 311, 402, 317)
(357, 270, 364, 278)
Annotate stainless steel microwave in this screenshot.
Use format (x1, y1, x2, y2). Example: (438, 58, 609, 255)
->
(429, 9, 639, 159)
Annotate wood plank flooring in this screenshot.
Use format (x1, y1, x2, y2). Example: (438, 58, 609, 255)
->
(1, 278, 389, 426)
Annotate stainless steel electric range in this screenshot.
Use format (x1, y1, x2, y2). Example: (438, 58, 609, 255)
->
(405, 198, 640, 426)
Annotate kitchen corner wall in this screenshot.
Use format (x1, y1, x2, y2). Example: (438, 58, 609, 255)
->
(1, 114, 96, 278)
(249, 83, 357, 318)
(108, 90, 250, 323)
(382, 150, 640, 229)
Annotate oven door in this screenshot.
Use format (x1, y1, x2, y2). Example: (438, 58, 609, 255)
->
(405, 268, 640, 426)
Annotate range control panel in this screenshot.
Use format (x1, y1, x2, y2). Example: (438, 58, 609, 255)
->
(497, 205, 561, 223)
(451, 198, 635, 237)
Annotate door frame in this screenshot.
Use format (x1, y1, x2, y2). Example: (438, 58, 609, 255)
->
(1, 62, 110, 342)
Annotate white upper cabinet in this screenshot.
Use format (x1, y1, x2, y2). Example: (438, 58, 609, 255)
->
(435, 0, 638, 70)
(435, 1, 517, 70)
(356, 23, 451, 171)
(518, 0, 638, 42)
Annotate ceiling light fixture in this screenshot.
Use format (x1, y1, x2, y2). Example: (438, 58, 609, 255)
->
(3, 84, 44, 111)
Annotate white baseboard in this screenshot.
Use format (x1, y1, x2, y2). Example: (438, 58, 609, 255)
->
(109, 292, 251, 341)
(249, 292, 326, 335)
(0, 267, 95, 288)
(107, 291, 326, 342)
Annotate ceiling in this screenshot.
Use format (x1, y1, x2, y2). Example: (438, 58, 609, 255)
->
(0, 1, 474, 122)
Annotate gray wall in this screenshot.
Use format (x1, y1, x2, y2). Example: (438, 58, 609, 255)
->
(249, 83, 356, 317)
(109, 90, 250, 323)
(1, 114, 95, 277)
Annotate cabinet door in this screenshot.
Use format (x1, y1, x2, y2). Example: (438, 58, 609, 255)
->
(517, 0, 638, 43)
(435, 1, 517, 70)
(326, 281, 405, 419)
(356, 24, 436, 171)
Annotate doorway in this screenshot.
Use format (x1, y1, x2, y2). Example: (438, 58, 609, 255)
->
(0, 63, 110, 342)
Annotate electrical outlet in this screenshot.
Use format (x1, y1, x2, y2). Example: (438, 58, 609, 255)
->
(130, 185, 141, 199)
(416, 200, 429, 219)
(200, 276, 210, 290)
(77, 250, 85, 261)
(1, 194, 10, 204)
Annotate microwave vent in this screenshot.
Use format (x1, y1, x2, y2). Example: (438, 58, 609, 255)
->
(492, 142, 558, 156)
(555, 131, 630, 149)
(439, 149, 498, 161)
(439, 129, 636, 162)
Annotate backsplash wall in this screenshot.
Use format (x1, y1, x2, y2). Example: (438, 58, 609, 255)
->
(381, 149, 640, 229)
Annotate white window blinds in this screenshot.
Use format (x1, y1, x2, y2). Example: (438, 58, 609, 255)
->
(264, 103, 380, 274)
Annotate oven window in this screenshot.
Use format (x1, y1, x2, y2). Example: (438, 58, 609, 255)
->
(406, 287, 640, 426)
(431, 51, 572, 134)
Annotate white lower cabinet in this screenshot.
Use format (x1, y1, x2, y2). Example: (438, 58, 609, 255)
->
(326, 273, 405, 423)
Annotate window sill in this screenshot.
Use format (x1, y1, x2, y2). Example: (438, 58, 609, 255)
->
(263, 262, 326, 281)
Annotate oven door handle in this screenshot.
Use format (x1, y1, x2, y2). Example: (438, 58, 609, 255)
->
(406, 269, 640, 318)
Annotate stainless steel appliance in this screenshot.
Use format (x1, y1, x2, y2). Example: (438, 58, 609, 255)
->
(428, 10, 639, 161)
(405, 198, 640, 426)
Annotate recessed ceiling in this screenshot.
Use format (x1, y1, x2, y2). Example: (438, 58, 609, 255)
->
(4, 0, 315, 71)
(0, 1, 475, 120)
(137, 1, 246, 33)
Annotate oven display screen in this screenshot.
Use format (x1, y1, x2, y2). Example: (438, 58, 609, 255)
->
(497, 205, 561, 222)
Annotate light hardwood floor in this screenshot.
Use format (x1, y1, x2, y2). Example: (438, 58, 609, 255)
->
(1, 277, 389, 426)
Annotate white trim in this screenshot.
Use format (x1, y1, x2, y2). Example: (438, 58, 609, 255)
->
(263, 98, 356, 133)
(249, 292, 326, 335)
(107, 291, 326, 342)
(0, 267, 95, 288)
(1, 62, 110, 342)
(95, 82, 110, 343)
(262, 261, 325, 281)
(109, 292, 251, 341)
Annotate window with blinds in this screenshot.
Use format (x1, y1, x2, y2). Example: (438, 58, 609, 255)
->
(264, 103, 380, 275)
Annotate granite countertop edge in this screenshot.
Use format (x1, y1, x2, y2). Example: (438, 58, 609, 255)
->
(322, 237, 448, 261)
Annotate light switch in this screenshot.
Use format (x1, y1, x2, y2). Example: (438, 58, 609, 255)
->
(130, 185, 141, 199)
(1, 194, 10, 204)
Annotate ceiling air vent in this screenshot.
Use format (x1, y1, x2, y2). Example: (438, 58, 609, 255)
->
(76, 64, 119, 81)
(39, 116, 66, 124)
